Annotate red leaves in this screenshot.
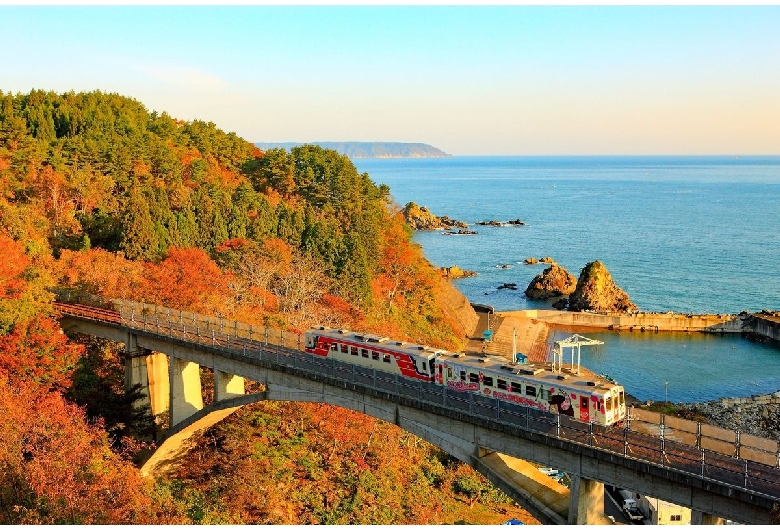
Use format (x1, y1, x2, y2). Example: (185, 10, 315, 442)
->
(0, 315, 83, 391)
(142, 247, 232, 314)
(0, 235, 29, 300)
(0, 384, 155, 524)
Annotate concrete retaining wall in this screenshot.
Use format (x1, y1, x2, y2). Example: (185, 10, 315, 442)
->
(532, 310, 747, 333)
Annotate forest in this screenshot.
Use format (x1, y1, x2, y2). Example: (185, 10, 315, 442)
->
(0, 89, 536, 524)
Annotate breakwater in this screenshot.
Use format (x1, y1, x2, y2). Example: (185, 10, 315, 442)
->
(502, 310, 780, 338)
(529, 310, 745, 333)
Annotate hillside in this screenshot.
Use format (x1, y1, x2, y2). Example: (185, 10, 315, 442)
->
(0, 89, 534, 524)
(255, 141, 451, 158)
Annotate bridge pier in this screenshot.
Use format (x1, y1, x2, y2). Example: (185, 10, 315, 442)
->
(124, 333, 170, 422)
(691, 511, 724, 525)
(170, 358, 204, 426)
(215, 370, 244, 401)
(568, 475, 607, 525)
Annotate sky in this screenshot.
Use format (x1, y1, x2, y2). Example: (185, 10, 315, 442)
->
(1, 5, 779, 156)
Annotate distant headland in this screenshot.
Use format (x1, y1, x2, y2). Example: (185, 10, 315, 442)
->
(254, 142, 451, 159)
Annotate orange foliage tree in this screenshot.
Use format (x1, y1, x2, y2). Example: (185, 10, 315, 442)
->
(140, 247, 233, 315)
(0, 384, 160, 524)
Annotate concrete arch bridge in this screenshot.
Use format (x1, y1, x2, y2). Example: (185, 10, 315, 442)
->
(54, 299, 780, 525)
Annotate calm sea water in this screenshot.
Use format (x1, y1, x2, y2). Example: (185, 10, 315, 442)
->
(354, 156, 780, 402)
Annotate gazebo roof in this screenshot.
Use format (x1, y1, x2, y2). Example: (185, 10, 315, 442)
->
(554, 334, 604, 348)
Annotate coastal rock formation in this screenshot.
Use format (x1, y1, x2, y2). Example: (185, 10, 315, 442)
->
(476, 219, 525, 226)
(403, 202, 467, 230)
(442, 229, 478, 235)
(524, 264, 577, 300)
(523, 257, 539, 265)
(440, 265, 477, 279)
(567, 261, 637, 312)
(540, 256, 555, 264)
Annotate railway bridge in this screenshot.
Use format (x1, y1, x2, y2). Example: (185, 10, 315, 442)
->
(54, 298, 780, 525)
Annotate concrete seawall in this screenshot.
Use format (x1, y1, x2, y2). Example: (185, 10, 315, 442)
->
(506, 310, 749, 333)
(747, 314, 780, 343)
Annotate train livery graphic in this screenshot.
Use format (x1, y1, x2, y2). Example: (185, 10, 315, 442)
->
(304, 326, 626, 427)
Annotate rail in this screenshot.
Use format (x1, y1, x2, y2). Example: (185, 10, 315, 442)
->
(53, 298, 780, 503)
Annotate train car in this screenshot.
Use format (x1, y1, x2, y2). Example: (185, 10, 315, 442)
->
(434, 351, 626, 426)
(304, 326, 441, 381)
(304, 326, 626, 427)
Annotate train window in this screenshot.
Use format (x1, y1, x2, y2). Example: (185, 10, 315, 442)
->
(340, 343, 348, 354)
(497, 379, 507, 390)
(468, 373, 479, 383)
(383, 353, 391, 363)
(605, 396, 612, 411)
(331, 343, 339, 352)
(511, 382, 522, 393)
(361, 348, 369, 358)
(540, 387, 549, 400)
(447, 368, 453, 378)
(525, 385, 537, 397)
(372, 351, 379, 361)
(581, 396, 589, 410)
(459, 370, 466, 381)
(351, 346, 357, 356)
(619, 391, 625, 406)
(483, 376, 493, 387)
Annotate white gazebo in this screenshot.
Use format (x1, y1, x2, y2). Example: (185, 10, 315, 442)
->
(552, 334, 604, 375)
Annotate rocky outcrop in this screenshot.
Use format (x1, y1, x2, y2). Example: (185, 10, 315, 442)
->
(523, 257, 539, 265)
(524, 264, 577, 300)
(440, 265, 477, 279)
(540, 257, 555, 264)
(403, 202, 467, 230)
(567, 261, 637, 312)
(476, 219, 525, 226)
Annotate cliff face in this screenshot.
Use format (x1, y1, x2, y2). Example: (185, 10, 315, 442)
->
(437, 279, 480, 341)
(524, 264, 577, 300)
(568, 261, 637, 312)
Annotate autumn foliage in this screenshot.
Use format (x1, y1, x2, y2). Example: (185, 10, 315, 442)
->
(0, 90, 522, 524)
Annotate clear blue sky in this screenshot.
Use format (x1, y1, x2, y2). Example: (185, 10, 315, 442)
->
(2, 5, 778, 155)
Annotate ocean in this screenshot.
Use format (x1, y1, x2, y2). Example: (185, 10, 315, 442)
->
(354, 156, 780, 402)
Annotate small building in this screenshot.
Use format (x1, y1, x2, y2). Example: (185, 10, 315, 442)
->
(635, 493, 691, 525)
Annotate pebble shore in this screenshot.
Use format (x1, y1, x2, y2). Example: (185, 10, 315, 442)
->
(674, 392, 780, 439)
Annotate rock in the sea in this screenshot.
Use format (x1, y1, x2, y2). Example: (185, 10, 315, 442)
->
(567, 261, 637, 312)
(440, 265, 477, 279)
(403, 202, 467, 230)
(524, 263, 577, 300)
(539, 256, 556, 264)
(523, 257, 539, 265)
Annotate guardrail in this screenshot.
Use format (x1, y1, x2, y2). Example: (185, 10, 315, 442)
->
(53, 295, 780, 502)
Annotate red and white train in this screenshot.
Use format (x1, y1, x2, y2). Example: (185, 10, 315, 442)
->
(304, 326, 627, 427)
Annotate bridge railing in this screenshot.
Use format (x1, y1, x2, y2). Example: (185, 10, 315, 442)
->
(54, 298, 780, 501)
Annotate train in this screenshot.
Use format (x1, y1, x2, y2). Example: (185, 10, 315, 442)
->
(304, 326, 627, 427)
